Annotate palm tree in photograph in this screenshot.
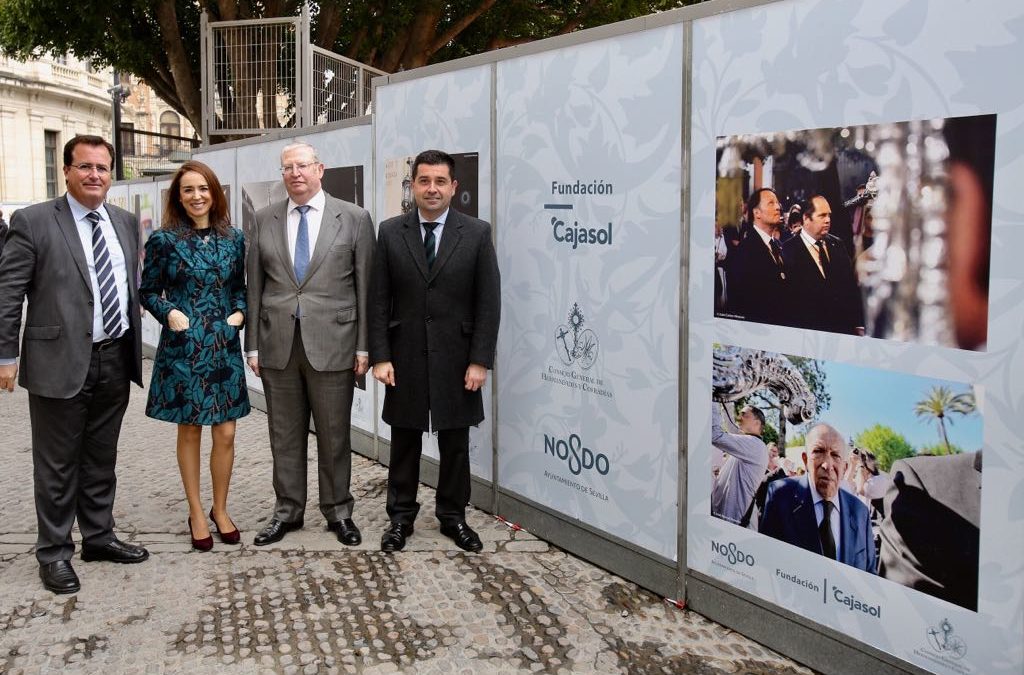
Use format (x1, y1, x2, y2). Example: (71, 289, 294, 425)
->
(913, 386, 976, 455)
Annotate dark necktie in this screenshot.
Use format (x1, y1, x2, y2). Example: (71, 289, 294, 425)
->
(819, 501, 837, 560)
(769, 238, 784, 268)
(423, 222, 438, 269)
(294, 205, 311, 283)
(85, 211, 123, 338)
(815, 240, 831, 279)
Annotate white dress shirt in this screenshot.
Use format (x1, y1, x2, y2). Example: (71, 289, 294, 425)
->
(66, 193, 130, 341)
(286, 189, 327, 262)
(799, 229, 828, 277)
(418, 207, 449, 256)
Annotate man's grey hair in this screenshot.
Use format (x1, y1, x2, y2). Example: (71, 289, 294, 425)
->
(805, 423, 851, 460)
(280, 140, 320, 163)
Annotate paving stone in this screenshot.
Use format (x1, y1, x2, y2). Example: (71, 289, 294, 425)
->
(0, 359, 810, 675)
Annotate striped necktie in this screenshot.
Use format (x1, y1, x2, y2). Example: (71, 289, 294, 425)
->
(85, 211, 123, 338)
(423, 222, 438, 268)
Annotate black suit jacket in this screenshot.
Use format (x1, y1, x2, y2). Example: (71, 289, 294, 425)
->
(879, 452, 982, 611)
(723, 230, 787, 325)
(781, 233, 864, 334)
(368, 209, 500, 431)
(0, 196, 143, 398)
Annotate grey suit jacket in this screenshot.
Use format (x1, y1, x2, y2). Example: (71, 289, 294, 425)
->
(245, 193, 375, 371)
(368, 209, 500, 431)
(0, 195, 143, 398)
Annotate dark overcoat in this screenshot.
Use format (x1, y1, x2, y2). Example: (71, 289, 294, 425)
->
(368, 209, 500, 431)
(781, 233, 864, 334)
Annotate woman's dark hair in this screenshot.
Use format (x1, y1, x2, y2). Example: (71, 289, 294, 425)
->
(162, 160, 231, 236)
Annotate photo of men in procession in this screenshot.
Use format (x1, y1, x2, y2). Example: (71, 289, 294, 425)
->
(710, 345, 983, 612)
(713, 114, 996, 351)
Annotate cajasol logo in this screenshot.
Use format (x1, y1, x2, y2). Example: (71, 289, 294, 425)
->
(543, 187, 616, 250)
(710, 540, 755, 566)
(543, 433, 610, 476)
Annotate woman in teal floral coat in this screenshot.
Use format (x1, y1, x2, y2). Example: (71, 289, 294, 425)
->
(140, 160, 249, 551)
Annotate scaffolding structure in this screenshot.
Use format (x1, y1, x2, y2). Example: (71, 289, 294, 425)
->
(200, 5, 385, 142)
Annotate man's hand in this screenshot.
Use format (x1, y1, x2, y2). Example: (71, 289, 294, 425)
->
(0, 363, 17, 392)
(354, 354, 369, 377)
(226, 311, 244, 327)
(464, 363, 487, 392)
(167, 309, 190, 332)
(247, 356, 261, 378)
(372, 361, 395, 386)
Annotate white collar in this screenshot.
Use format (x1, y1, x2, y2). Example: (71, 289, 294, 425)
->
(288, 189, 325, 214)
(418, 207, 450, 226)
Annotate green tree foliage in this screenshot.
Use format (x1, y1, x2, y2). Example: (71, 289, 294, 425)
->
(0, 0, 700, 138)
(917, 442, 964, 456)
(854, 424, 915, 472)
(913, 385, 976, 455)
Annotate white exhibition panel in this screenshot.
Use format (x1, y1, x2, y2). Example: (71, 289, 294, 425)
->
(495, 25, 683, 560)
(373, 65, 495, 480)
(686, 1, 1024, 673)
(127, 180, 166, 349)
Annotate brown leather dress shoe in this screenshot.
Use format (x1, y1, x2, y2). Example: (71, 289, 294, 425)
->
(440, 521, 483, 552)
(40, 560, 81, 594)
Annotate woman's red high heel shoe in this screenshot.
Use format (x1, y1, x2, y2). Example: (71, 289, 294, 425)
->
(188, 517, 213, 551)
(210, 509, 240, 545)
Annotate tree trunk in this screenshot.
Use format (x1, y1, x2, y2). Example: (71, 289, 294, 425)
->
(153, 0, 203, 135)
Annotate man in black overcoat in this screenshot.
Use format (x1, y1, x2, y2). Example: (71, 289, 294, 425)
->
(782, 195, 865, 335)
(369, 149, 500, 553)
(723, 188, 787, 325)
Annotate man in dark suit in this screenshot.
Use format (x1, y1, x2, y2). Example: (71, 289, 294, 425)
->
(246, 141, 375, 547)
(878, 452, 981, 610)
(782, 195, 865, 335)
(0, 209, 9, 259)
(369, 149, 500, 553)
(723, 188, 787, 325)
(0, 135, 149, 594)
(759, 423, 877, 573)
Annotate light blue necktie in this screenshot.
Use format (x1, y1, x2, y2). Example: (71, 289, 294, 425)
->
(294, 205, 311, 283)
(85, 211, 123, 338)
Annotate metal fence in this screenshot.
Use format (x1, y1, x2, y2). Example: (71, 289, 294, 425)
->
(117, 126, 199, 179)
(201, 6, 385, 141)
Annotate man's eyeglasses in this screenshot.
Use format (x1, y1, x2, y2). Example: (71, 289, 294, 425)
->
(279, 162, 318, 174)
(69, 163, 111, 175)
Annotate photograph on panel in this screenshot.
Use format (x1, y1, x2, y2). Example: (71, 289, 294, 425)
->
(710, 344, 983, 611)
(382, 152, 479, 220)
(713, 114, 996, 351)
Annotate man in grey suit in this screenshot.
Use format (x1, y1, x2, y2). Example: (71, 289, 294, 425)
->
(246, 141, 375, 547)
(0, 135, 149, 594)
(369, 149, 500, 553)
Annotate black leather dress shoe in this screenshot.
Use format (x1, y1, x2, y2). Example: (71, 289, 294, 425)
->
(81, 538, 150, 564)
(253, 519, 303, 546)
(327, 518, 362, 546)
(440, 521, 483, 552)
(40, 560, 81, 594)
(380, 522, 414, 552)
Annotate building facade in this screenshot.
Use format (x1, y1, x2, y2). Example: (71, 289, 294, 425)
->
(0, 53, 194, 215)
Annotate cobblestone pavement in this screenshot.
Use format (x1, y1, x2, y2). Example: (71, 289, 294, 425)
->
(0, 360, 813, 674)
